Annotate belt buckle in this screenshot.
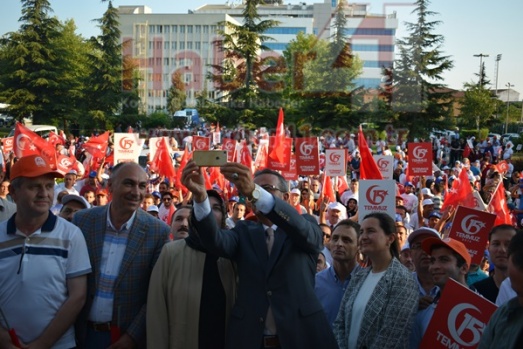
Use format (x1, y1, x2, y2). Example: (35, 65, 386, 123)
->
(92, 322, 111, 331)
(263, 335, 279, 348)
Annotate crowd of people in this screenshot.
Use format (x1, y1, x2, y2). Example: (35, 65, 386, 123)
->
(0, 125, 522, 349)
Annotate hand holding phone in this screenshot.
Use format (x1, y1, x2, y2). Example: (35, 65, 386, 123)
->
(193, 150, 228, 167)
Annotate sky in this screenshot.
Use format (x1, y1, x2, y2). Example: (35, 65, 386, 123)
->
(0, 0, 521, 96)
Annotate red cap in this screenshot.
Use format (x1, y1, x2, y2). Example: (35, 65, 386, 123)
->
(96, 189, 108, 197)
(11, 155, 63, 180)
(422, 237, 472, 268)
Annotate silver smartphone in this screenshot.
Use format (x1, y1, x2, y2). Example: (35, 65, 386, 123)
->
(193, 150, 228, 167)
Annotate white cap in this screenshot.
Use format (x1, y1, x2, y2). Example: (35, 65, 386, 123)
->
(422, 198, 434, 206)
(421, 188, 434, 197)
(290, 188, 301, 195)
(328, 202, 345, 211)
(61, 194, 90, 209)
(147, 205, 159, 213)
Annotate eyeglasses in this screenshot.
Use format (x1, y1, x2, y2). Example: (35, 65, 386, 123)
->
(323, 233, 331, 239)
(260, 184, 285, 193)
(163, 198, 172, 201)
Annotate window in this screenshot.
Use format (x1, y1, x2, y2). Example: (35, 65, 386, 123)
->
(157, 25, 162, 34)
(156, 41, 162, 49)
(195, 42, 201, 50)
(203, 26, 209, 34)
(149, 26, 155, 34)
(171, 25, 177, 33)
(195, 25, 201, 33)
(187, 42, 193, 50)
(187, 25, 193, 33)
(164, 58, 169, 66)
(164, 41, 170, 49)
(180, 42, 185, 50)
(343, 28, 396, 36)
(180, 25, 186, 33)
(172, 41, 177, 49)
(149, 41, 154, 50)
(264, 27, 306, 35)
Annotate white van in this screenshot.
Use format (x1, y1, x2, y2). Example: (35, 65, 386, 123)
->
(8, 125, 58, 139)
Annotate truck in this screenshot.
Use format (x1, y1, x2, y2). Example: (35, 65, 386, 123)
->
(173, 109, 203, 128)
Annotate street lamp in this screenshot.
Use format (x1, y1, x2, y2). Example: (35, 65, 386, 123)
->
(473, 53, 490, 87)
(505, 82, 514, 133)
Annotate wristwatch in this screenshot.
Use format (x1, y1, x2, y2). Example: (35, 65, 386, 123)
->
(249, 184, 262, 204)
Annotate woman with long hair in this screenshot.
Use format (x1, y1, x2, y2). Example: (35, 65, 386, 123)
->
(333, 212, 418, 349)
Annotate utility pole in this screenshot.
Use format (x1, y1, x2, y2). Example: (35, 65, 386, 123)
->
(473, 53, 490, 87)
(495, 54, 502, 120)
(505, 82, 514, 133)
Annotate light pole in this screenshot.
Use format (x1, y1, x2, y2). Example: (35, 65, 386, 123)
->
(505, 82, 514, 133)
(495, 54, 502, 119)
(474, 53, 490, 86)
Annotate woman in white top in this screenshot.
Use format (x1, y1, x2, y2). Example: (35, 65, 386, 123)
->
(333, 212, 418, 349)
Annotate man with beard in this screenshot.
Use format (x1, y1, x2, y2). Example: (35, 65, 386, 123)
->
(73, 162, 170, 349)
(170, 205, 192, 240)
(147, 190, 236, 349)
(183, 162, 338, 349)
(472, 224, 517, 303)
(315, 220, 360, 327)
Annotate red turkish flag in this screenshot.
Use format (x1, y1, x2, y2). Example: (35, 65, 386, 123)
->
(488, 181, 512, 226)
(202, 167, 213, 190)
(222, 138, 237, 162)
(358, 126, 383, 180)
(269, 108, 285, 163)
(83, 131, 110, 158)
(491, 161, 509, 175)
(441, 167, 475, 211)
(322, 174, 336, 203)
(150, 138, 176, 178)
(254, 141, 269, 170)
(48, 131, 65, 147)
(56, 154, 77, 175)
(175, 148, 192, 190)
(13, 122, 57, 168)
(337, 176, 349, 194)
(237, 142, 253, 173)
(209, 166, 225, 189)
(193, 136, 210, 151)
(2, 137, 14, 154)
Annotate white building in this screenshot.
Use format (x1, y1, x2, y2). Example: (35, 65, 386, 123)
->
(118, 1, 398, 113)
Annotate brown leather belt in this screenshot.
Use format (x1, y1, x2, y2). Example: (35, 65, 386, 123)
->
(87, 321, 112, 332)
(263, 335, 280, 348)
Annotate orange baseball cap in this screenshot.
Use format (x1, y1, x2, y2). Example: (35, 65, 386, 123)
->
(422, 237, 472, 267)
(11, 155, 63, 180)
(96, 189, 108, 197)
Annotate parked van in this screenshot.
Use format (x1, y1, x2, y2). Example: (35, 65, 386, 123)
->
(8, 125, 58, 139)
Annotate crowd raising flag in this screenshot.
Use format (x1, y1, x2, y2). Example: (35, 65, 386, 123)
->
(357, 125, 383, 180)
(13, 122, 57, 168)
(441, 166, 475, 211)
(82, 131, 110, 159)
(488, 180, 512, 226)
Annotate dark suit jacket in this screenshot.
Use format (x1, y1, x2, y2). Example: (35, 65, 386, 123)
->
(192, 196, 338, 349)
(73, 206, 170, 348)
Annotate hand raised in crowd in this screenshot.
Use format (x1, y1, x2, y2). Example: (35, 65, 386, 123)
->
(181, 160, 207, 202)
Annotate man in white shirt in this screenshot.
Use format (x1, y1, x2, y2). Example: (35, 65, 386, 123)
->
(401, 182, 418, 213)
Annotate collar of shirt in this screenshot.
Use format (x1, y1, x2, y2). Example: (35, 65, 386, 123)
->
(106, 203, 137, 233)
(7, 212, 57, 235)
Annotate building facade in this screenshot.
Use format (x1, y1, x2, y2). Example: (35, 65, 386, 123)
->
(118, 1, 398, 113)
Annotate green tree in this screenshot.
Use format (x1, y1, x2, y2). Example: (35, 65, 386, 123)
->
(475, 62, 491, 88)
(0, 0, 62, 124)
(392, 0, 454, 137)
(460, 83, 496, 131)
(166, 71, 186, 115)
(207, 0, 281, 112)
(84, 0, 123, 128)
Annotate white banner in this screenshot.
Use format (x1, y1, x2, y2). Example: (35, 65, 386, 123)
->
(358, 180, 397, 223)
(325, 149, 346, 177)
(373, 155, 394, 180)
(113, 133, 142, 164)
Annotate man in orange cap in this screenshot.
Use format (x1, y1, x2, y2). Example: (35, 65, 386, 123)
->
(409, 237, 471, 348)
(0, 155, 91, 347)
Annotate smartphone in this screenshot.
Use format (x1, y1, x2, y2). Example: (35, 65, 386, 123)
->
(193, 150, 228, 167)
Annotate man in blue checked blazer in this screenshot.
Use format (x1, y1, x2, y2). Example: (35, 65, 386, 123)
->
(73, 162, 170, 349)
(183, 161, 338, 349)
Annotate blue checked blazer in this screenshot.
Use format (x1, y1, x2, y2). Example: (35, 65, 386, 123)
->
(73, 206, 170, 348)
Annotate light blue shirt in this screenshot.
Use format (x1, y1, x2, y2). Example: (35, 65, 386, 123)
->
(315, 265, 360, 327)
(89, 205, 136, 322)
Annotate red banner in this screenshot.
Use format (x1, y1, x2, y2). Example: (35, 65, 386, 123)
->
(295, 137, 320, 176)
(407, 142, 433, 176)
(222, 138, 237, 162)
(267, 136, 291, 171)
(420, 279, 497, 349)
(193, 136, 210, 151)
(281, 154, 298, 181)
(447, 206, 496, 265)
(56, 154, 76, 175)
(2, 137, 13, 154)
(13, 123, 57, 169)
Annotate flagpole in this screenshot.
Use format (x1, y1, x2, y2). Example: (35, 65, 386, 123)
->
(487, 179, 503, 207)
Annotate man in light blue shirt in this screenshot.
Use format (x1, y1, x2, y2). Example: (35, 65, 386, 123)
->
(315, 219, 361, 327)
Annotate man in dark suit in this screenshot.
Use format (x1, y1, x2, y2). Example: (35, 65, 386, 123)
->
(73, 162, 170, 349)
(182, 161, 338, 349)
